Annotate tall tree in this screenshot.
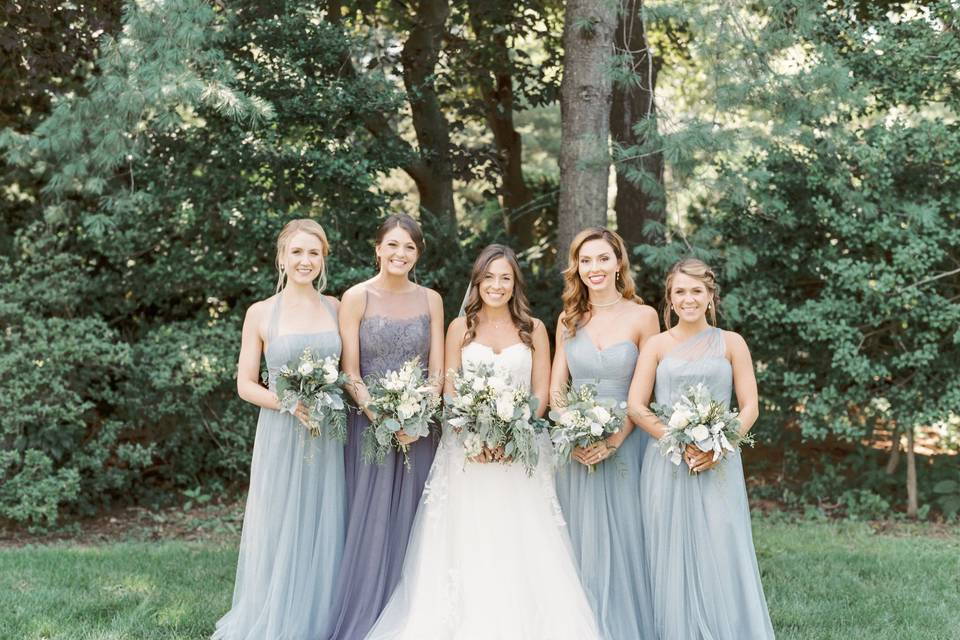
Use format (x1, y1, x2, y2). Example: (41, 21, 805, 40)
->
(610, 0, 664, 249)
(558, 0, 618, 259)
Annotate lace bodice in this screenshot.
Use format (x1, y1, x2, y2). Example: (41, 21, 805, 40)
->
(358, 285, 431, 377)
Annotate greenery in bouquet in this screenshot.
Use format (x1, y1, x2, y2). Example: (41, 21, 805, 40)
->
(361, 357, 440, 469)
(275, 348, 349, 442)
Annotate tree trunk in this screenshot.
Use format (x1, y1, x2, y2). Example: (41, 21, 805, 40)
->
(611, 0, 664, 249)
(558, 0, 618, 260)
(467, 0, 534, 246)
(906, 427, 918, 518)
(324, 4, 454, 223)
(885, 425, 900, 475)
(401, 0, 456, 223)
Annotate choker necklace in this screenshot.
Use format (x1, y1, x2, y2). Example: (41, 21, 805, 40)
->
(589, 293, 623, 309)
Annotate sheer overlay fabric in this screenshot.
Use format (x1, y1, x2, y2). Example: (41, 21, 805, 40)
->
(641, 327, 775, 640)
(555, 329, 655, 639)
(326, 285, 438, 640)
(214, 294, 346, 640)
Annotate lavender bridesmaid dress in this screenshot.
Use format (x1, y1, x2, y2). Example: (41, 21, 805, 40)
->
(325, 285, 438, 640)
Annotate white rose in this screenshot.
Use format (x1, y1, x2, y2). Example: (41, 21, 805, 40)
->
(460, 394, 475, 407)
(496, 394, 516, 422)
(689, 424, 710, 442)
(397, 401, 418, 420)
(559, 410, 579, 427)
(668, 406, 693, 430)
(298, 361, 315, 376)
(590, 421, 604, 436)
(471, 376, 486, 392)
(323, 364, 339, 385)
(590, 406, 611, 425)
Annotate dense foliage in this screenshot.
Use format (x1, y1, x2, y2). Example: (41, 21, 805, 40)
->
(1, 0, 957, 528)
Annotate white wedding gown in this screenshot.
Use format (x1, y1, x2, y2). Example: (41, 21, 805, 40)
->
(365, 342, 602, 640)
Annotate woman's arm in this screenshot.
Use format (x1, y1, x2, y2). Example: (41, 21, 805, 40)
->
(729, 332, 759, 434)
(548, 313, 569, 411)
(529, 319, 552, 419)
(237, 301, 278, 410)
(443, 316, 466, 397)
(426, 289, 446, 395)
(338, 286, 372, 417)
(626, 336, 667, 440)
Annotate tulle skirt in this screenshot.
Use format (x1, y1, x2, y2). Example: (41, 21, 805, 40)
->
(325, 410, 437, 639)
(213, 408, 346, 640)
(555, 428, 655, 639)
(640, 441, 775, 640)
(365, 431, 601, 640)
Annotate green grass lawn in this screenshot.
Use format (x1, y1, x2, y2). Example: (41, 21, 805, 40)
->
(1, 518, 957, 640)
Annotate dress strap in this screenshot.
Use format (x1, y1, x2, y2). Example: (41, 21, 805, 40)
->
(266, 291, 283, 342)
(319, 293, 338, 323)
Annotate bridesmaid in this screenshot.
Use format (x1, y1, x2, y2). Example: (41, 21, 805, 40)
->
(215, 219, 346, 640)
(326, 214, 445, 640)
(627, 258, 775, 640)
(550, 227, 659, 639)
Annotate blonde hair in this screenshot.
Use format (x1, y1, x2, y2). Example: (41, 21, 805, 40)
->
(561, 227, 642, 336)
(275, 218, 330, 293)
(663, 257, 720, 328)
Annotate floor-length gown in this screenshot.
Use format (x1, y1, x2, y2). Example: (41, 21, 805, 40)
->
(214, 293, 346, 640)
(641, 327, 775, 640)
(554, 329, 655, 639)
(365, 341, 602, 640)
(325, 285, 438, 640)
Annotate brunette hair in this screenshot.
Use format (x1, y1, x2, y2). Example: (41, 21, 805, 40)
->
(561, 227, 642, 336)
(461, 244, 536, 351)
(275, 218, 330, 293)
(375, 214, 425, 271)
(663, 257, 720, 328)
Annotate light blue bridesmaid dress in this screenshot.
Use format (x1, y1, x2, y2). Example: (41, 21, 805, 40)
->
(555, 329, 655, 639)
(641, 327, 775, 640)
(214, 293, 346, 640)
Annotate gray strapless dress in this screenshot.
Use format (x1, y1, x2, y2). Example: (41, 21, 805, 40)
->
(325, 286, 438, 640)
(641, 327, 774, 640)
(554, 329, 655, 639)
(214, 294, 346, 640)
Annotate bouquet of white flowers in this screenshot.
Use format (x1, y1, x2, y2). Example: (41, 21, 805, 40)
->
(445, 362, 544, 475)
(362, 356, 440, 469)
(651, 382, 753, 471)
(548, 382, 626, 473)
(275, 348, 349, 441)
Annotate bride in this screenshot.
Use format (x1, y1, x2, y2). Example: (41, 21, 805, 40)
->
(366, 244, 601, 640)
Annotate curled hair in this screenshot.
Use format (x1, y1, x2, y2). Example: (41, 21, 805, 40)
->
(461, 244, 536, 351)
(275, 218, 330, 293)
(561, 227, 642, 336)
(375, 214, 425, 271)
(663, 257, 720, 328)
